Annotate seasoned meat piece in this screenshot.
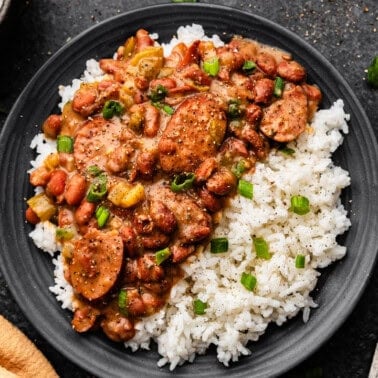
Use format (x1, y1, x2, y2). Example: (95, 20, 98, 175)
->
(124, 254, 165, 283)
(206, 167, 237, 196)
(135, 150, 157, 179)
(171, 243, 195, 264)
(119, 225, 139, 257)
(245, 103, 263, 126)
(158, 94, 227, 174)
(141, 230, 170, 250)
(198, 187, 222, 212)
(72, 304, 100, 333)
(256, 52, 277, 76)
(125, 288, 146, 316)
(149, 200, 177, 234)
(228, 37, 258, 62)
(72, 81, 120, 117)
(74, 117, 131, 173)
(220, 137, 249, 158)
(302, 83, 322, 120)
(150, 185, 212, 245)
(253, 78, 274, 104)
(101, 313, 135, 342)
(277, 60, 306, 83)
(69, 229, 124, 301)
(195, 157, 218, 183)
(241, 127, 270, 160)
(260, 84, 308, 142)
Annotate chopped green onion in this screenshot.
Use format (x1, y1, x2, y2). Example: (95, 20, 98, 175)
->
(148, 84, 168, 102)
(118, 289, 128, 315)
(102, 100, 124, 119)
(367, 55, 378, 88)
(55, 227, 74, 241)
(238, 179, 253, 199)
(151, 101, 175, 115)
(155, 247, 171, 265)
(253, 237, 271, 260)
(210, 237, 229, 254)
(193, 299, 207, 315)
(242, 60, 256, 74)
(231, 159, 246, 179)
(57, 135, 74, 153)
(87, 165, 103, 177)
(295, 254, 306, 268)
(162, 104, 175, 115)
(290, 195, 310, 215)
(171, 172, 195, 192)
(241, 272, 257, 291)
(273, 76, 285, 97)
(95, 205, 110, 228)
(86, 173, 107, 202)
(227, 99, 244, 119)
(203, 57, 220, 77)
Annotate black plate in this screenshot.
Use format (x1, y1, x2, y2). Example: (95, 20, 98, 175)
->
(0, 4, 377, 377)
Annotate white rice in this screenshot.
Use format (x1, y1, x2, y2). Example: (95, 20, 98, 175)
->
(28, 25, 351, 370)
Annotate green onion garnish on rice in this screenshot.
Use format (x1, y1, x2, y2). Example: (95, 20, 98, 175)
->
(238, 179, 253, 199)
(210, 237, 228, 254)
(290, 195, 310, 215)
(295, 254, 306, 268)
(241, 272, 257, 291)
(193, 299, 207, 315)
(253, 237, 271, 260)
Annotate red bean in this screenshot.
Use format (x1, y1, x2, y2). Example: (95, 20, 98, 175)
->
(46, 169, 67, 197)
(64, 174, 87, 206)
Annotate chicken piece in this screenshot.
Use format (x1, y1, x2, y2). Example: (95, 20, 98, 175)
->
(69, 229, 124, 301)
(259, 84, 308, 142)
(158, 94, 227, 173)
(150, 184, 212, 246)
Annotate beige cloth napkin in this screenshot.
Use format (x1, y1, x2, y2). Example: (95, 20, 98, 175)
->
(0, 315, 58, 377)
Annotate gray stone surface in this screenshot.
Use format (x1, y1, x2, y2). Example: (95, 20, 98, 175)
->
(0, 1, 377, 377)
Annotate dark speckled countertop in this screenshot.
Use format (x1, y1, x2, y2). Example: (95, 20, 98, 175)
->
(0, 1, 377, 377)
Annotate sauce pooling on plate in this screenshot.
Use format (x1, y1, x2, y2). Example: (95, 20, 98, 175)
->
(26, 28, 321, 341)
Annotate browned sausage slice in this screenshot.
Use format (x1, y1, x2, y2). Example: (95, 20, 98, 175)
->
(73, 117, 128, 173)
(158, 94, 227, 174)
(69, 228, 124, 301)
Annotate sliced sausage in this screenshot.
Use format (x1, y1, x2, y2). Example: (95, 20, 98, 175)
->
(158, 94, 227, 174)
(74, 117, 126, 173)
(69, 228, 124, 301)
